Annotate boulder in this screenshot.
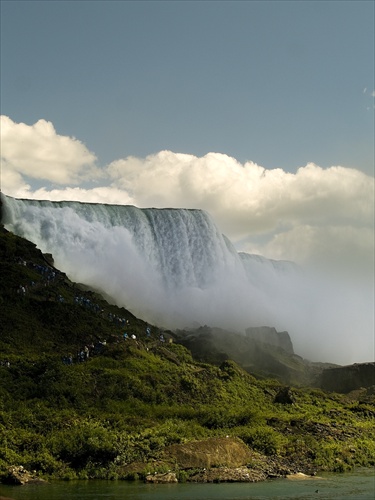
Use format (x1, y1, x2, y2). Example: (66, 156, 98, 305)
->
(164, 437, 252, 469)
(274, 387, 295, 404)
(286, 472, 321, 480)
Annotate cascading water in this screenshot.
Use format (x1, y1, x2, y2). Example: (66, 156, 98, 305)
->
(1, 194, 373, 364)
(1, 194, 289, 328)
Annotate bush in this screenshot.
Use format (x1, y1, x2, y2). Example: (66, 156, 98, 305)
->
(46, 420, 120, 469)
(239, 426, 286, 455)
(198, 406, 261, 430)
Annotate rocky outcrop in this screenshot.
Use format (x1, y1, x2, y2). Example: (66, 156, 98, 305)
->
(175, 326, 346, 387)
(245, 326, 294, 354)
(319, 362, 375, 393)
(2, 466, 46, 485)
(164, 437, 252, 469)
(116, 436, 324, 483)
(175, 326, 311, 385)
(42, 253, 54, 266)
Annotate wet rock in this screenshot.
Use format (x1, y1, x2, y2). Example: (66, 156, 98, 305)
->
(286, 472, 322, 480)
(145, 472, 178, 483)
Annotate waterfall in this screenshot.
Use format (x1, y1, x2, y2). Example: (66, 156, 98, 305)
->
(2, 194, 275, 329)
(2, 194, 373, 364)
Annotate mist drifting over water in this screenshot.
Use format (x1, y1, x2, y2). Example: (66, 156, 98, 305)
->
(2, 194, 373, 365)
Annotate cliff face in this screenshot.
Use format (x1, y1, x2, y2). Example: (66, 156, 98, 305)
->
(175, 326, 315, 385)
(319, 363, 375, 393)
(245, 326, 294, 354)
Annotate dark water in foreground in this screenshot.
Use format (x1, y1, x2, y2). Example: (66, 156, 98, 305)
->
(0, 468, 374, 500)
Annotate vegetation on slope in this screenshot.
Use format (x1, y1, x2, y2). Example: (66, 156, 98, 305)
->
(0, 225, 374, 481)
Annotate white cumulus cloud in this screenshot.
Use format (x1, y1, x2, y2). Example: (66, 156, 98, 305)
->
(105, 151, 374, 274)
(0, 115, 100, 186)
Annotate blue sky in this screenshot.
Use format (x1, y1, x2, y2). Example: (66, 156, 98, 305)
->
(1, 0, 374, 174)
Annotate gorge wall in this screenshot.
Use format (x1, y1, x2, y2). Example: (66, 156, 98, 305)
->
(319, 363, 375, 393)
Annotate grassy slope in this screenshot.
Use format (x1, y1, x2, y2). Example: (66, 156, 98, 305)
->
(0, 225, 374, 480)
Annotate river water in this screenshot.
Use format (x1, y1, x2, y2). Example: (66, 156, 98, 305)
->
(0, 468, 374, 500)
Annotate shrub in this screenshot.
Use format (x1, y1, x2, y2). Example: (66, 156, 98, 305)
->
(239, 426, 286, 455)
(46, 420, 120, 469)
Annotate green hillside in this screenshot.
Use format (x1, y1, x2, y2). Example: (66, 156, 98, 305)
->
(0, 225, 374, 482)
